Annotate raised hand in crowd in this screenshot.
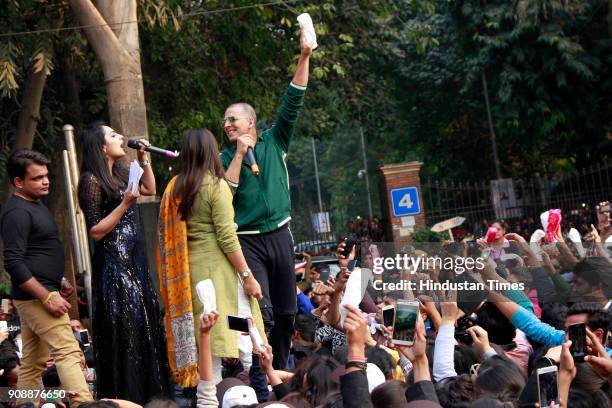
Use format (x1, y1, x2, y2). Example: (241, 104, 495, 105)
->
(258, 344, 284, 387)
(585, 224, 611, 259)
(324, 262, 352, 326)
(467, 325, 494, 355)
(199, 311, 219, 382)
(597, 201, 611, 238)
(395, 312, 430, 382)
(585, 327, 612, 381)
(312, 281, 335, 297)
(505, 232, 541, 267)
(418, 295, 441, 331)
(559, 341, 577, 408)
(336, 239, 356, 267)
(343, 304, 368, 372)
(440, 290, 462, 325)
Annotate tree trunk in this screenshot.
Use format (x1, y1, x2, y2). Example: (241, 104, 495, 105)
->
(14, 67, 48, 149)
(68, 0, 148, 158)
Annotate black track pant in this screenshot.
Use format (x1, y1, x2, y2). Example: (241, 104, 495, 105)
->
(239, 224, 296, 369)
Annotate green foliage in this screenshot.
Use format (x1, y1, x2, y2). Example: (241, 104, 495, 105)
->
(409, 227, 446, 243)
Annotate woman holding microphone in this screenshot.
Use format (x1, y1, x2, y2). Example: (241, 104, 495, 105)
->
(78, 122, 172, 403)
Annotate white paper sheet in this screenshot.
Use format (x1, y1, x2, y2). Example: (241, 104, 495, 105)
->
(128, 160, 143, 194)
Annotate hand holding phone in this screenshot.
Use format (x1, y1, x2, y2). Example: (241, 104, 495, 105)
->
(568, 323, 586, 363)
(247, 318, 267, 354)
(392, 300, 419, 346)
(227, 315, 266, 353)
(537, 366, 560, 408)
(341, 234, 359, 258)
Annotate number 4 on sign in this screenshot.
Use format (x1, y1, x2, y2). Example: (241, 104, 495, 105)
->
(399, 194, 414, 209)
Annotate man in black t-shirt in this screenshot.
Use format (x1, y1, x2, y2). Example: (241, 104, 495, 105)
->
(0, 149, 92, 405)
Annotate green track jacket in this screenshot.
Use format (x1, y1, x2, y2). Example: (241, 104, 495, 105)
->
(220, 82, 306, 234)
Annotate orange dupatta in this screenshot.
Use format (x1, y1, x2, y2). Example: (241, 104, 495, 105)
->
(156, 176, 199, 387)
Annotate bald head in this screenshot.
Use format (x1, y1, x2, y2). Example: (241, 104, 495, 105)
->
(227, 102, 257, 123)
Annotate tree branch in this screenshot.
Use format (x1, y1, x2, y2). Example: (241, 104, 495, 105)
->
(68, 0, 127, 78)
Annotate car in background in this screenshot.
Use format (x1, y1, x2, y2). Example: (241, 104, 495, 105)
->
(295, 254, 340, 281)
(294, 240, 337, 256)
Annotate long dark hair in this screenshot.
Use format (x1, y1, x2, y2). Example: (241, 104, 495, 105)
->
(303, 356, 340, 407)
(78, 121, 127, 199)
(173, 129, 225, 220)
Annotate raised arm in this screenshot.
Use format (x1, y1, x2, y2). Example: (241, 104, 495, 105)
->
(292, 29, 313, 87)
(198, 312, 220, 408)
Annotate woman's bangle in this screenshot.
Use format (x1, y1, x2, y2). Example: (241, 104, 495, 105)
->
(43, 291, 58, 305)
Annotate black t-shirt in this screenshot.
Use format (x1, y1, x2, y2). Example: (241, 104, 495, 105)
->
(0, 195, 65, 300)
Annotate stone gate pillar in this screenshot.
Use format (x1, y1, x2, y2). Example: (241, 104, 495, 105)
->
(379, 161, 426, 251)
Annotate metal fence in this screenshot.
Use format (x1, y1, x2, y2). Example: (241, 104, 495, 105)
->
(422, 160, 612, 233)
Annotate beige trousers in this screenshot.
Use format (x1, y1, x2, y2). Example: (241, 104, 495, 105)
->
(14, 299, 93, 407)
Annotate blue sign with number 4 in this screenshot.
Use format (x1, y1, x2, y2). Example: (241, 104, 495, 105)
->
(390, 187, 421, 217)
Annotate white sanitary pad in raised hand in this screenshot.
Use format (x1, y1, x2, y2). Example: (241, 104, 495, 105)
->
(128, 160, 143, 194)
(340, 267, 365, 326)
(196, 279, 217, 315)
(297, 13, 318, 50)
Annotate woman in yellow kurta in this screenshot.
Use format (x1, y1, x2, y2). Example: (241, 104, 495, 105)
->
(168, 128, 264, 384)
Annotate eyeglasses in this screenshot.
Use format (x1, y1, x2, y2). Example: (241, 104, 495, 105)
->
(221, 116, 242, 126)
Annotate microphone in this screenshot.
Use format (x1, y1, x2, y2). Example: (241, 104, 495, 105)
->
(127, 139, 179, 158)
(246, 147, 259, 175)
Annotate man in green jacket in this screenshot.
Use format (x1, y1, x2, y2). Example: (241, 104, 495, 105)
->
(220, 29, 312, 369)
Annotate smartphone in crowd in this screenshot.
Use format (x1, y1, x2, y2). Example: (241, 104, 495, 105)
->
(392, 300, 419, 346)
(227, 315, 266, 353)
(319, 266, 331, 283)
(537, 366, 560, 408)
(227, 315, 250, 332)
(382, 305, 395, 327)
(0, 321, 7, 331)
(341, 234, 359, 258)
(79, 329, 90, 347)
(568, 322, 586, 363)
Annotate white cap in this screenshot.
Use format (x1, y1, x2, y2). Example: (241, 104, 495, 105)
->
(222, 385, 258, 408)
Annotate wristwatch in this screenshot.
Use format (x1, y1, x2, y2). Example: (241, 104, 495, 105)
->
(238, 269, 252, 283)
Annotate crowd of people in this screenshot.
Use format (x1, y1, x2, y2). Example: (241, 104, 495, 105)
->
(1, 21, 612, 408)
